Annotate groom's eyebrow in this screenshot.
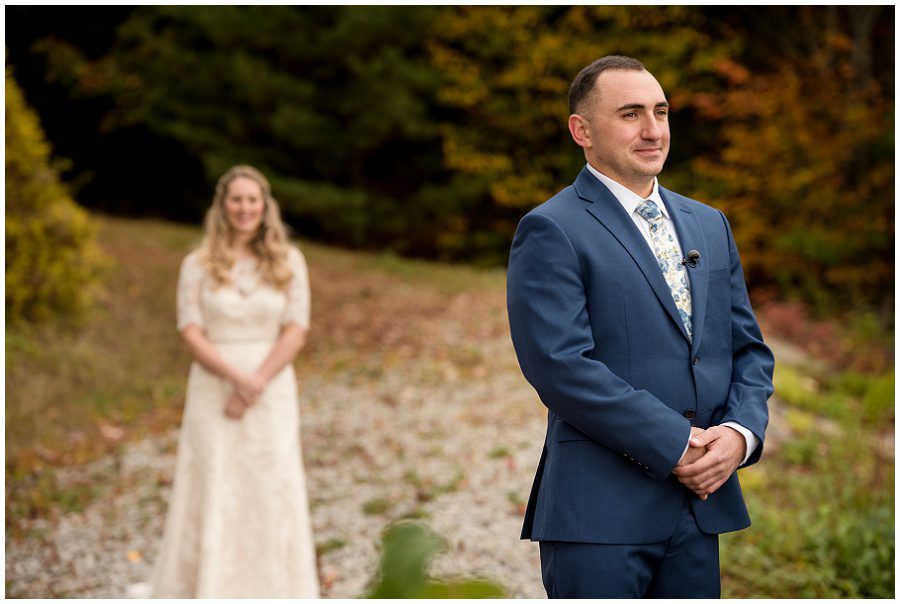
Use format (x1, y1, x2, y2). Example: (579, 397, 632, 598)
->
(616, 102, 670, 111)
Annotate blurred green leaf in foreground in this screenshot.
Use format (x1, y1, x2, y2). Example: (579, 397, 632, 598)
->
(364, 522, 506, 598)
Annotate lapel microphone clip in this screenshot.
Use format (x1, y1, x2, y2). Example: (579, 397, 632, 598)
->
(682, 249, 700, 268)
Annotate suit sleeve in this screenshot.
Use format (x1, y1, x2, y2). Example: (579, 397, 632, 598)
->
(717, 211, 775, 468)
(507, 212, 692, 481)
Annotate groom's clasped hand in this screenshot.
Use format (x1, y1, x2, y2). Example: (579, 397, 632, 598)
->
(674, 426, 748, 501)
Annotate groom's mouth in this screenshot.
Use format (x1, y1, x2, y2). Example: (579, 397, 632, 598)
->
(634, 147, 662, 157)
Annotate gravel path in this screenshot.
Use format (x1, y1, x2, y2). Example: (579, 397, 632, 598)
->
(6, 259, 811, 601)
(6, 335, 549, 598)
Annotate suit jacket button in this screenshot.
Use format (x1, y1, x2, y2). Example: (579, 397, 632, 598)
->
(684, 409, 696, 420)
(692, 356, 699, 365)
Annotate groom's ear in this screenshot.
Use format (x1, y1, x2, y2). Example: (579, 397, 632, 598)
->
(568, 114, 593, 149)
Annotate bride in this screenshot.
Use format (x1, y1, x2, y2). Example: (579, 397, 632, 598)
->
(145, 165, 319, 597)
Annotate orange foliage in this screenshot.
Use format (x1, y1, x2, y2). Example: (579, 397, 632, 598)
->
(693, 40, 893, 311)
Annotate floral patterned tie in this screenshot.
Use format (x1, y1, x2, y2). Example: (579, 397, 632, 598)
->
(635, 199, 693, 341)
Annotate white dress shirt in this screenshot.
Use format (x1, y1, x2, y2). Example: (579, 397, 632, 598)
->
(585, 163, 758, 466)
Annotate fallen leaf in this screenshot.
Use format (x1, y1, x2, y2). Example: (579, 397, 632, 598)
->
(322, 566, 339, 588)
(98, 423, 125, 442)
(35, 445, 61, 463)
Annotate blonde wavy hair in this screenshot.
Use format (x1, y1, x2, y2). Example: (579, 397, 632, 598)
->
(198, 165, 294, 290)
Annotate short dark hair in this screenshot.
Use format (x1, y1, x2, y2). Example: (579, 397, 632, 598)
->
(568, 55, 646, 115)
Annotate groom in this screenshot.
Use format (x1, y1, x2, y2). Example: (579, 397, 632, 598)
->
(506, 55, 774, 598)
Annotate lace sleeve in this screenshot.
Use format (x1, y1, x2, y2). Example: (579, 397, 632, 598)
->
(176, 252, 206, 332)
(282, 247, 311, 330)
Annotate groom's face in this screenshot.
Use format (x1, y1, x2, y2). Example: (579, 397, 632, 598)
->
(577, 69, 670, 194)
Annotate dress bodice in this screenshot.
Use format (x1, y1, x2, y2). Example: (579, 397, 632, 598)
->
(176, 248, 310, 342)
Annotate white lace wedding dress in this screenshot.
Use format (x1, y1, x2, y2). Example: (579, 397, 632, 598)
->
(146, 247, 319, 598)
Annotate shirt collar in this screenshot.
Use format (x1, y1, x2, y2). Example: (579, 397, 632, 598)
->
(585, 163, 668, 219)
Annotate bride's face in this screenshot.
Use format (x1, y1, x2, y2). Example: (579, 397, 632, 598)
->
(223, 176, 265, 237)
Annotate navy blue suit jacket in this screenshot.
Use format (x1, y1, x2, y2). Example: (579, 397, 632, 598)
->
(507, 167, 774, 544)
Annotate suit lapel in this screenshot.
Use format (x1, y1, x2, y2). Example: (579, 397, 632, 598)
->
(575, 168, 690, 343)
(660, 187, 709, 355)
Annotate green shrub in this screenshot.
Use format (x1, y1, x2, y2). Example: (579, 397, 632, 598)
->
(723, 388, 894, 598)
(860, 371, 894, 425)
(775, 364, 894, 426)
(774, 365, 849, 420)
(5, 66, 103, 324)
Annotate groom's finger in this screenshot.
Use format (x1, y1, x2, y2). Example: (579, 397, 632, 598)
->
(680, 465, 725, 490)
(685, 446, 732, 475)
(688, 426, 706, 448)
(687, 425, 725, 448)
(679, 454, 736, 490)
(672, 451, 718, 476)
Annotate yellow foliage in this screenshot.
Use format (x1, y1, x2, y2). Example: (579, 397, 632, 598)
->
(429, 6, 732, 217)
(5, 66, 104, 324)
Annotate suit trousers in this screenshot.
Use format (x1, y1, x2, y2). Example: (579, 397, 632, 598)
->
(539, 496, 720, 598)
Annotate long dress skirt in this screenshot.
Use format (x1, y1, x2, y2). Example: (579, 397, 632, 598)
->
(150, 340, 320, 598)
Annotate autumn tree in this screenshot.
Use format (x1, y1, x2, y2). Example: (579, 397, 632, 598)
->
(10, 6, 894, 312)
(34, 6, 446, 253)
(429, 6, 893, 311)
(6, 66, 103, 324)
(692, 6, 893, 314)
(427, 6, 737, 261)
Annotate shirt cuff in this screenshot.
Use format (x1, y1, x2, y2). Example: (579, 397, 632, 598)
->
(721, 421, 759, 466)
(679, 436, 691, 463)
